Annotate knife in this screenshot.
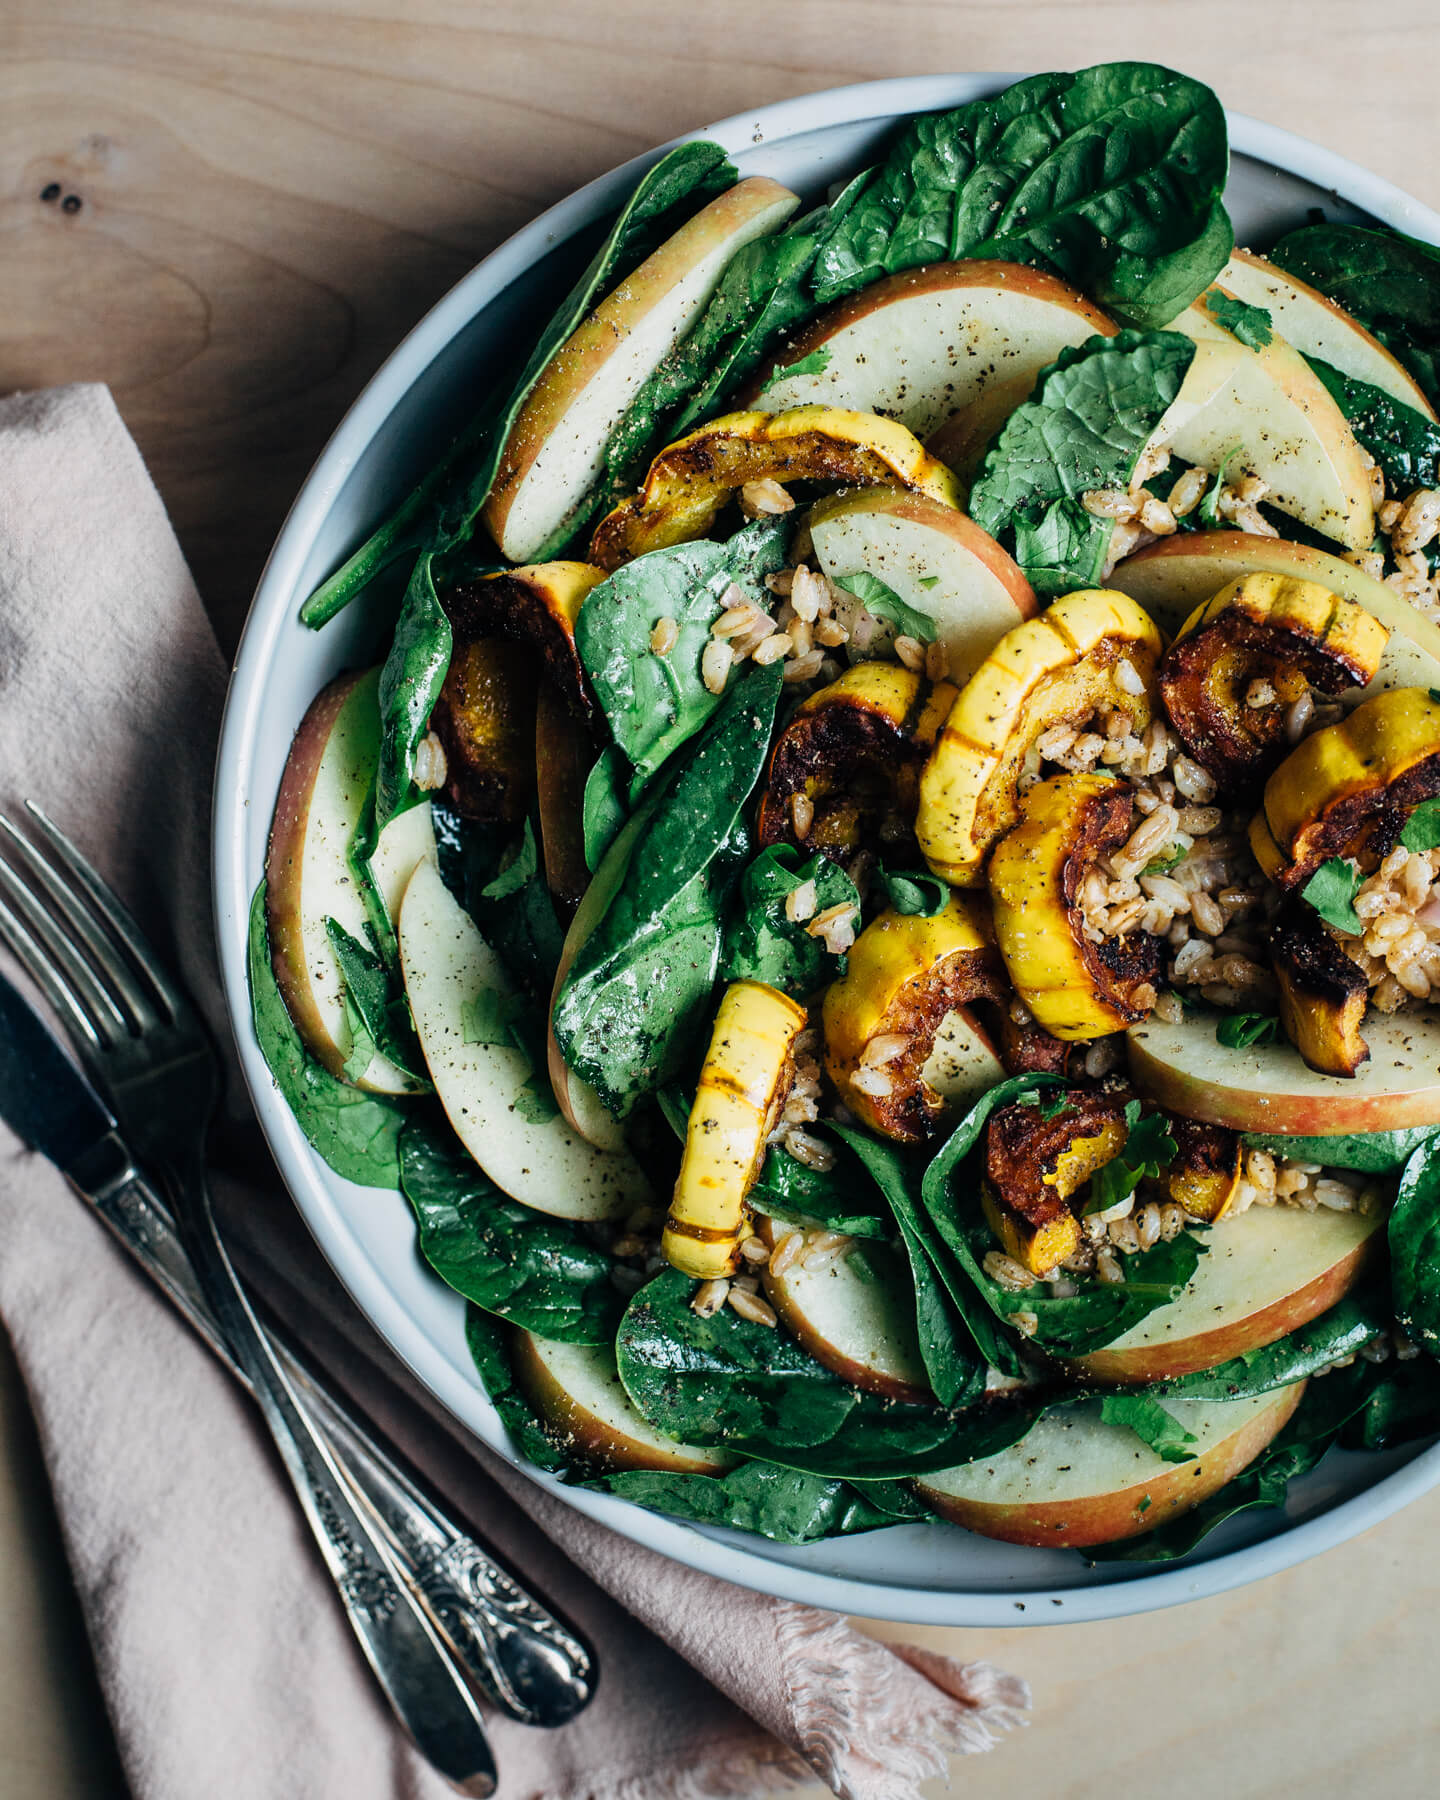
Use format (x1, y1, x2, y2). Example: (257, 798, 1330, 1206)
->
(0, 967, 595, 1727)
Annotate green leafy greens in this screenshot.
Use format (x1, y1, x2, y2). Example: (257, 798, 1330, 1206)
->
(1082, 1101, 1177, 1216)
(720, 845, 860, 997)
(1301, 857, 1363, 935)
(829, 572, 938, 642)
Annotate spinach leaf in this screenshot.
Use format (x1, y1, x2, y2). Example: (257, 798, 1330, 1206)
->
(1149, 1291, 1386, 1399)
(1270, 222, 1440, 411)
(1099, 1393, 1197, 1463)
(1207, 292, 1272, 349)
(1197, 442, 1241, 531)
(301, 141, 738, 626)
(813, 65, 1232, 330)
(968, 331, 1195, 596)
(583, 1460, 914, 1544)
(1241, 1125, 1440, 1173)
(829, 572, 938, 643)
(464, 1306, 568, 1473)
(1339, 1355, 1440, 1451)
(246, 884, 406, 1189)
(551, 664, 782, 1114)
(324, 917, 428, 1083)
(471, 819, 566, 1004)
(1307, 357, 1440, 494)
(616, 1270, 1039, 1479)
(1389, 1133, 1440, 1355)
(1215, 1012, 1280, 1050)
(576, 518, 790, 787)
(1085, 1361, 1377, 1562)
(1302, 856, 1363, 935)
(876, 867, 950, 917)
(830, 1126, 991, 1405)
(720, 845, 859, 998)
(582, 745, 630, 873)
(399, 1119, 623, 1342)
(1082, 1101, 1176, 1216)
(375, 552, 453, 830)
(747, 1133, 892, 1240)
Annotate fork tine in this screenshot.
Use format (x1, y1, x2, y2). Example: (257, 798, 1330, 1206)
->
(19, 803, 190, 1024)
(0, 852, 130, 1041)
(0, 817, 161, 1032)
(0, 885, 106, 1050)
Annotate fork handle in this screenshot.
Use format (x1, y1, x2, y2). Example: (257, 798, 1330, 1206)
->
(158, 1153, 498, 1797)
(88, 1159, 593, 1727)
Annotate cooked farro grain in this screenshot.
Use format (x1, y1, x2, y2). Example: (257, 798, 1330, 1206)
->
(691, 1278, 730, 1317)
(739, 1235, 771, 1265)
(983, 1250, 1038, 1292)
(1095, 1246, 1125, 1284)
(1082, 487, 1140, 520)
(782, 1128, 835, 1172)
(701, 638, 734, 695)
(925, 639, 951, 683)
(728, 1286, 778, 1327)
(741, 478, 794, 517)
(414, 730, 448, 792)
(783, 649, 826, 683)
(752, 632, 793, 666)
(790, 791, 814, 838)
(862, 1032, 910, 1067)
(650, 615, 679, 655)
(849, 1064, 894, 1099)
(768, 1230, 804, 1276)
(894, 634, 927, 673)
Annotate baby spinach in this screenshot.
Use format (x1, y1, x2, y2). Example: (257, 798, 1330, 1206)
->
(1082, 1101, 1176, 1216)
(576, 517, 790, 788)
(1301, 856, 1363, 935)
(325, 917, 428, 1083)
(1215, 1012, 1280, 1051)
(1207, 292, 1272, 349)
(582, 746, 630, 873)
(1270, 222, 1440, 411)
(720, 844, 859, 998)
(1307, 357, 1440, 494)
(969, 331, 1195, 596)
(829, 572, 938, 643)
(813, 64, 1232, 330)
(875, 867, 950, 918)
(1339, 1355, 1440, 1451)
(747, 1132, 891, 1240)
(615, 1269, 1038, 1480)
(301, 140, 738, 627)
(464, 1306, 568, 1473)
(1098, 1393, 1197, 1463)
(582, 1461, 910, 1545)
(551, 663, 782, 1115)
(399, 1119, 623, 1342)
(246, 884, 406, 1189)
(470, 819, 565, 1003)
(1389, 1133, 1440, 1355)
(1149, 1291, 1386, 1399)
(1241, 1125, 1439, 1173)
(375, 552, 453, 829)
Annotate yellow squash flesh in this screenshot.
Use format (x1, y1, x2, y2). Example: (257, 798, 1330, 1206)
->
(917, 588, 1164, 886)
(662, 981, 808, 1279)
(589, 406, 960, 570)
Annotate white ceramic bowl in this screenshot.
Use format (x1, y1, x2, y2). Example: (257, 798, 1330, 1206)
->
(214, 75, 1440, 1625)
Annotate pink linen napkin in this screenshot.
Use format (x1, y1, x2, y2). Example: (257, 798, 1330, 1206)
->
(0, 383, 1029, 1800)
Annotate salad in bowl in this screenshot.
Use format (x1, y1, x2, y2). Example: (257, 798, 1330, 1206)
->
(250, 61, 1440, 1562)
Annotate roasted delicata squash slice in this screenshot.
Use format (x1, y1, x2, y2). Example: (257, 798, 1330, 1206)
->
(588, 406, 960, 570)
(755, 662, 956, 863)
(1166, 1115, 1244, 1222)
(1160, 573, 1389, 793)
(662, 981, 808, 1279)
(988, 772, 1165, 1040)
(429, 636, 541, 823)
(917, 589, 1164, 886)
(822, 894, 1007, 1141)
(1271, 904, 1373, 1077)
(1249, 687, 1440, 889)
(997, 1012, 1076, 1078)
(441, 560, 605, 717)
(982, 1089, 1129, 1274)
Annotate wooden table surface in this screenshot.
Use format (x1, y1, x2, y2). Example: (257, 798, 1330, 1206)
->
(6, 4, 1440, 1795)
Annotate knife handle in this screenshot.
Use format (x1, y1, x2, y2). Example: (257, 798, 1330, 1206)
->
(88, 1163, 594, 1728)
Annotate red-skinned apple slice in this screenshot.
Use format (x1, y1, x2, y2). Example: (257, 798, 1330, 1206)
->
(265, 666, 434, 1094)
(398, 857, 648, 1218)
(483, 177, 800, 563)
(915, 1383, 1305, 1547)
(1068, 1203, 1381, 1383)
(1127, 1007, 1440, 1136)
(921, 1005, 1008, 1113)
(1108, 531, 1440, 694)
(808, 487, 1038, 684)
(757, 1221, 931, 1403)
(751, 259, 1116, 453)
(1214, 250, 1437, 419)
(1163, 292, 1375, 551)
(512, 1334, 734, 1474)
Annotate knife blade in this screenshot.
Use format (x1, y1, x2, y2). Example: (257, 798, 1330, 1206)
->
(0, 964, 596, 1727)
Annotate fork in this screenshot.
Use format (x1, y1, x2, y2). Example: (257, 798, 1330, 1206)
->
(0, 809, 509, 1794)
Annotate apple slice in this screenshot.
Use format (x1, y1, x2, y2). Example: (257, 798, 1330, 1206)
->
(1162, 293, 1375, 551)
(512, 1333, 734, 1474)
(1108, 531, 1440, 694)
(752, 259, 1116, 453)
(757, 1222, 931, 1403)
(483, 176, 800, 563)
(265, 666, 435, 1094)
(1127, 1006, 1440, 1136)
(808, 487, 1037, 684)
(1071, 1204, 1381, 1383)
(921, 1005, 1008, 1112)
(915, 1383, 1304, 1547)
(398, 857, 648, 1219)
(534, 682, 592, 923)
(1214, 250, 1436, 420)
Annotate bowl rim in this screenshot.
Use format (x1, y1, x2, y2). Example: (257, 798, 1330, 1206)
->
(214, 72, 1440, 1627)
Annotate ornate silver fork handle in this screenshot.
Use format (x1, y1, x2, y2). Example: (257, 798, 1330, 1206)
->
(83, 1145, 593, 1728)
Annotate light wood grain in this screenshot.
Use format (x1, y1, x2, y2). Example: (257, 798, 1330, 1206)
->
(6, 4, 1440, 1794)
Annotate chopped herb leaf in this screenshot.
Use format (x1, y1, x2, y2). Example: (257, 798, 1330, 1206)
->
(1302, 857, 1364, 935)
(831, 572, 938, 643)
(461, 987, 524, 1046)
(1084, 1100, 1177, 1216)
(877, 867, 949, 916)
(514, 1072, 560, 1124)
(1207, 291, 1273, 349)
(1215, 1012, 1280, 1050)
(769, 346, 831, 383)
(1400, 797, 1440, 852)
(917, 575, 941, 589)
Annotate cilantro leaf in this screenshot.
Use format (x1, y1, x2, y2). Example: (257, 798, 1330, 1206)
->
(917, 575, 940, 590)
(1302, 857, 1364, 935)
(1208, 291, 1273, 349)
(1083, 1100, 1177, 1216)
(1400, 797, 1440, 853)
(1099, 1393, 1199, 1463)
(831, 572, 938, 643)
(481, 818, 541, 901)
(1215, 1012, 1280, 1050)
(1142, 844, 1186, 876)
(1198, 442, 1244, 531)
(769, 345, 831, 382)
